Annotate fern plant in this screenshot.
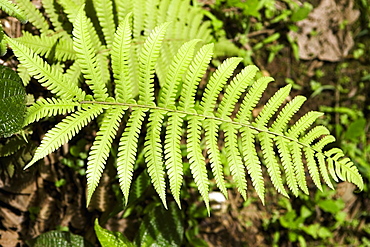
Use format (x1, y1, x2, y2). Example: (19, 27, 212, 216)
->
(5, 4, 363, 213)
(11, 0, 213, 93)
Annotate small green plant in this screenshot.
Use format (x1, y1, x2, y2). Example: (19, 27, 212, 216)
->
(5, 2, 363, 215)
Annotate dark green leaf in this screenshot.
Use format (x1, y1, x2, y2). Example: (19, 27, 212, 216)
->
(26, 230, 94, 247)
(0, 65, 26, 138)
(95, 219, 134, 247)
(135, 202, 184, 246)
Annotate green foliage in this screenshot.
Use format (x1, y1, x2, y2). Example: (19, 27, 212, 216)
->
(95, 202, 184, 246)
(26, 230, 94, 247)
(95, 219, 134, 247)
(208, 0, 313, 64)
(264, 188, 350, 246)
(0, 0, 28, 55)
(0, 65, 26, 138)
(4, 0, 363, 216)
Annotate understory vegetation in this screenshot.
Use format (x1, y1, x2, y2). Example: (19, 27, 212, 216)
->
(0, 0, 369, 246)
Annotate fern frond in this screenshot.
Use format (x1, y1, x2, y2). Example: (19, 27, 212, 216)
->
(64, 62, 82, 87)
(15, 0, 49, 33)
(15, 32, 75, 61)
(6, 37, 85, 100)
(117, 109, 145, 205)
(138, 22, 170, 106)
(276, 136, 298, 196)
(316, 152, 334, 189)
(42, 0, 64, 31)
(270, 95, 306, 133)
(303, 147, 322, 191)
(187, 116, 210, 213)
(259, 132, 288, 197)
(25, 105, 104, 169)
(179, 43, 214, 113)
(86, 107, 124, 206)
(286, 111, 324, 139)
(24, 98, 80, 126)
(164, 113, 185, 208)
(217, 65, 259, 119)
(225, 124, 247, 200)
(144, 0, 159, 35)
(144, 110, 167, 208)
(312, 135, 336, 151)
(240, 127, 265, 203)
(204, 119, 227, 198)
(114, 0, 133, 23)
(58, 0, 85, 23)
(196, 20, 212, 43)
(73, 7, 108, 101)
(300, 126, 330, 145)
(112, 13, 134, 103)
(157, 0, 171, 24)
(255, 84, 291, 129)
(329, 154, 363, 190)
(132, 0, 145, 39)
(159, 39, 201, 109)
(92, 0, 115, 49)
(0, 0, 27, 23)
(236, 76, 274, 123)
(290, 143, 309, 194)
(17, 62, 31, 86)
(200, 57, 242, 115)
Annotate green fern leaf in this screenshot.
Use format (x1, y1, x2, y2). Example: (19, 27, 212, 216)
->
(86, 107, 125, 206)
(255, 84, 291, 129)
(114, 0, 133, 23)
(117, 109, 145, 205)
(92, 0, 115, 49)
(236, 76, 273, 123)
(300, 126, 330, 145)
(144, 110, 167, 208)
(164, 112, 185, 208)
(287, 111, 324, 139)
(276, 136, 298, 196)
(73, 7, 108, 101)
(187, 116, 210, 213)
(6, 37, 85, 100)
(178, 43, 214, 113)
(270, 95, 306, 133)
(112, 13, 134, 103)
(15, 32, 75, 61)
(316, 152, 334, 189)
(144, 0, 159, 36)
(312, 135, 336, 151)
(132, 0, 145, 39)
(217, 65, 259, 119)
(303, 147, 322, 191)
(24, 98, 80, 126)
(0, 0, 27, 23)
(204, 119, 227, 198)
(64, 62, 82, 87)
(200, 57, 242, 115)
(25, 105, 104, 169)
(225, 124, 247, 200)
(240, 127, 265, 203)
(290, 143, 309, 194)
(58, 0, 85, 23)
(138, 22, 170, 106)
(159, 39, 201, 109)
(259, 132, 288, 197)
(15, 0, 49, 32)
(42, 0, 64, 32)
